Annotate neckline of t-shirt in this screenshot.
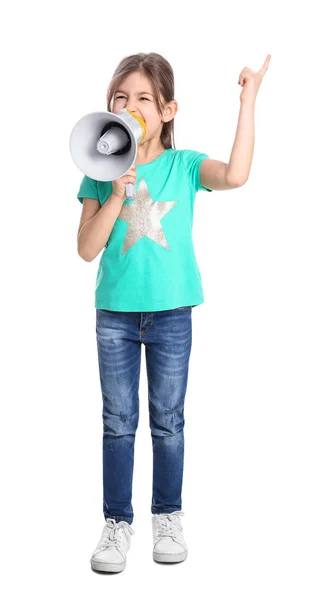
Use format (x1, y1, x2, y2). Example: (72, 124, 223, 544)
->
(136, 148, 173, 167)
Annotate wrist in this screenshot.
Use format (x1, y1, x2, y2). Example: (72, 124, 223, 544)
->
(240, 95, 256, 106)
(110, 192, 125, 203)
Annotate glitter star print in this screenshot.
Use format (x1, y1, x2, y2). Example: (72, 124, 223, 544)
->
(118, 177, 178, 255)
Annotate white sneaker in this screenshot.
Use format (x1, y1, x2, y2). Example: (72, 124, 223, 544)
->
(152, 511, 188, 563)
(90, 518, 135, 573)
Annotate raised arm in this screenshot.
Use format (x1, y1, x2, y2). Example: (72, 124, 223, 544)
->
(200, 54, 271, 191)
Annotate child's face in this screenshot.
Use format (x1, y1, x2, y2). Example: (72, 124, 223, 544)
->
(111, 71, 169, 146)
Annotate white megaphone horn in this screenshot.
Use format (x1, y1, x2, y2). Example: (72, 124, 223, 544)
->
(69, 108, 146, 199)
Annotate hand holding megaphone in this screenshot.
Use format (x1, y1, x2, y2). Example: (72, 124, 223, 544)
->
(69, 108, 146, 199)
(112, 165, 137, 202)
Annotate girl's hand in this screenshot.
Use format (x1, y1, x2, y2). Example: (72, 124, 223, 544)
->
(238, 54, 271, 103)
(111, 165, 137, 202)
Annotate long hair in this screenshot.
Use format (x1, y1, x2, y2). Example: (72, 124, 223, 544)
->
(106, 52, 176, 150)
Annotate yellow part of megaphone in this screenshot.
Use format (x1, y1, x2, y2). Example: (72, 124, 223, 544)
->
(126, 109, 147, 143)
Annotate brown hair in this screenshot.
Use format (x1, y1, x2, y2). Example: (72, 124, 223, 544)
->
(106, 52, 176, 150)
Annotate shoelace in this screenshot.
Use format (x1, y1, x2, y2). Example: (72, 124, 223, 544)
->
(154, 510, 185, 541)
(93, 518, 134, 557)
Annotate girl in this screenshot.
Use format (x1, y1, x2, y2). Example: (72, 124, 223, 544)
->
(76, 52, 270, 573)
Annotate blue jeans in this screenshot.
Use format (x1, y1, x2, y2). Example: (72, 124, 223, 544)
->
(95, 306, 193, 525)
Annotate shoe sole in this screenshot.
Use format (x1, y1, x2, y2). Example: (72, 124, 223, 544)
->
(153, 549, 188, 563)
(90, 558, 126, 572)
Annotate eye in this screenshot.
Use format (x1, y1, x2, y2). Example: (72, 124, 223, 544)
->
(115, 96, 149, 101)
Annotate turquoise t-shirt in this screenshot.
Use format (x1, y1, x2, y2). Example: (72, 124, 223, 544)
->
(77, 148, 212, 311)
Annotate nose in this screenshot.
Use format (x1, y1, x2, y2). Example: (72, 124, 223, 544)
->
(125, 104, 137, 114)
(123, 100, 139, 115)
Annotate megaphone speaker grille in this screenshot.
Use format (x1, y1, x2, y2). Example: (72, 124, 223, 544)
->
(99, 122, 131, 156)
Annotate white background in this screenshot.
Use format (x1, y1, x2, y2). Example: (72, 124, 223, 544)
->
(1, 0, 309, 598)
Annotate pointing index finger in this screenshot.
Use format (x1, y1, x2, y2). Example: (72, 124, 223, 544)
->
(259, 54, 271, 76)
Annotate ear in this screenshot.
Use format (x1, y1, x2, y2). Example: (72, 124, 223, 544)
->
(162, 99, 178, 123)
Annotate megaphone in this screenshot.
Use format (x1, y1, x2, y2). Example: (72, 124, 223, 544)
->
(69, 108, 146, 199)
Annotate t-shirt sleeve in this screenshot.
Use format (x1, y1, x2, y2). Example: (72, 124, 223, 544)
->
(181, 149, 213, 193)
(77, 175, 99, 204)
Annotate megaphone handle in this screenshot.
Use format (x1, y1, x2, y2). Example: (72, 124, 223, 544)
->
(126, 183, 136, 199)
